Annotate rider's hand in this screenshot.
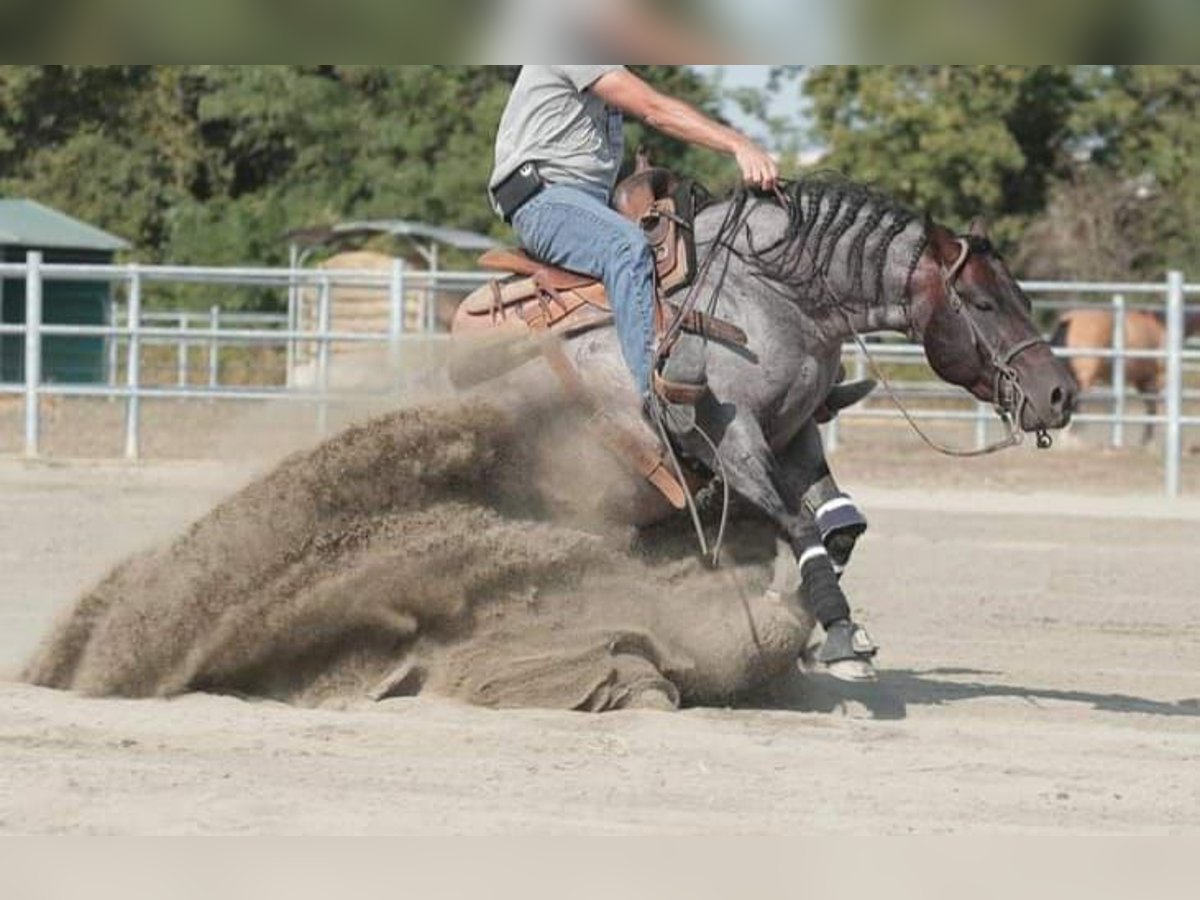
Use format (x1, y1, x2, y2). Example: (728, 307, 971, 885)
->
(734, 138, 779, 192)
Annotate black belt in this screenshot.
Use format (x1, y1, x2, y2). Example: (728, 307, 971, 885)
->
(494, 162, 545, 223)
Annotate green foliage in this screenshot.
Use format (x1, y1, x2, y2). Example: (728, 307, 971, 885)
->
(0, 65, 742, 309)
(626, 66, 738, 191)
(2, 65, 1198, 311)
(769, 65, 1200, 277)
(1073, 66, 1200, 274)
(798, 66, 1081, 246)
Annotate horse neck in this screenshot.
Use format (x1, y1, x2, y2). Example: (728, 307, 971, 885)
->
(804, 223, 926, 346)
(816, 258, 917, 342)
(769, 184, 928, 345)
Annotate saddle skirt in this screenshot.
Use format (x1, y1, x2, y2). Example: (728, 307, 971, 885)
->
(453, 248, 615, 339)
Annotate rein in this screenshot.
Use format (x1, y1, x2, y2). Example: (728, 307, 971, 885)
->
(650, 189, 752, 567)
(827, 237, 1053, 458)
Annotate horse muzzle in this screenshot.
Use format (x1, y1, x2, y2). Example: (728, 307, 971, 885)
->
(1011, 356, 1077, 434)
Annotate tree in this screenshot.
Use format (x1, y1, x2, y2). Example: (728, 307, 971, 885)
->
(1071, 65, 1200, 274)
(793, 66, 1082, 246)
(625, 65, 738, 191)
(1014, 171, 1158, 282)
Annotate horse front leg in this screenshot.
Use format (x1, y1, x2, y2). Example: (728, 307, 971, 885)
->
(687, 409, 878, 682)
(775, 420, 869, 576)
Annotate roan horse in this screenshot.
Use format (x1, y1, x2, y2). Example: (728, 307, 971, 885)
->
(453, 174, 1078, 682)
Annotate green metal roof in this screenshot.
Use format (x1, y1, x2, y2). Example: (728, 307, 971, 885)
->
(0, 199, 130, 252)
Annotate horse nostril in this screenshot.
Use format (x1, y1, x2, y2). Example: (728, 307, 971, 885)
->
(1050, 386, 1064, 410)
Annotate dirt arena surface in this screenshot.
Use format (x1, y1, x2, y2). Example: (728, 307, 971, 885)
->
(2, 411, 1199, 834)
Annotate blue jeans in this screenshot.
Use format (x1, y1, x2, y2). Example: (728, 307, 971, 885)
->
(512, 184, 656, 396)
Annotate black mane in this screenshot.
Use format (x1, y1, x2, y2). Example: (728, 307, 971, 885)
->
(715, 173, 931, 306)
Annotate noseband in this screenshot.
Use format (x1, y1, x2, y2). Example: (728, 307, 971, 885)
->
(943, 238, 1054, 450)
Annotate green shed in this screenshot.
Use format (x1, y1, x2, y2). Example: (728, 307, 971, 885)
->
(0, 199, 129, 384)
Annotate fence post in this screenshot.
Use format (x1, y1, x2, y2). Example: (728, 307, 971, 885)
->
(1164, 271, 1185, 497)
(23, 251, 43, 458)
(177, 313, 190, 388)
(826, 411, 840, 454)
(975, 400, 988, 451)
(316, 275, 332, 435)
(286, 246, 299, 390)
(425, 245, 439, 334)
(124, 265, 142, 461)
(389, 257, 406, 374)
(107, 300, 121, 391)
(1111, 294, 1126, 448)
(208, 306, 220, 389)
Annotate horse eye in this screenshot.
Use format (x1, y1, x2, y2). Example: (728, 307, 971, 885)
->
(967, 293, 995, 312)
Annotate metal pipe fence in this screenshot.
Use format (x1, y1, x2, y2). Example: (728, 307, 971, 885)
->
(1, 253, 1197, 495)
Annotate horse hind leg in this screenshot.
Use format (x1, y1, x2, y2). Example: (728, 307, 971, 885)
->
(1142, 389, 1159, 446)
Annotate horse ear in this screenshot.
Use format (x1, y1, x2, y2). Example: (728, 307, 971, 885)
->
(968, 217, 989, 239)
(635, 145, 653, 173)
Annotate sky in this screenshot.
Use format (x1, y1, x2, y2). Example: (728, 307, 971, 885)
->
(692, 65, 809, 146)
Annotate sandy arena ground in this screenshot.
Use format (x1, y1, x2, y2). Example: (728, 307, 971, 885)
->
(2, 410, 1199, 834)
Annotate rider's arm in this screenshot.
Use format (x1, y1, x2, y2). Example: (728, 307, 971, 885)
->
(591, 68, 779, 190)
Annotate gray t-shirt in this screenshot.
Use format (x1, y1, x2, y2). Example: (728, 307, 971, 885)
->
(489, 65, 626, 213)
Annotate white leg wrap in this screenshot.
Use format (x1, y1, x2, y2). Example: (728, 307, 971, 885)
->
(797, 546, 829, 575)
(814, 497, 856, 519)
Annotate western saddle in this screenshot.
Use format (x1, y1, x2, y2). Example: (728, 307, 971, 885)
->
(452, 158, 750, 510)
(458, 159, 743, 354)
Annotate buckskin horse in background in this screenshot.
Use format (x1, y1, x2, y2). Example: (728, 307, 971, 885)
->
(453, 172, 1078, 683)
(1050, 307, 1200, 445)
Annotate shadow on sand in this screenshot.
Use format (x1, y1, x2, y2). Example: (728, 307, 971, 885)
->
(747, 667, 1200, 722)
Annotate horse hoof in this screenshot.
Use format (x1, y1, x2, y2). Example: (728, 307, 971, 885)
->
(824, 658, 878, 684)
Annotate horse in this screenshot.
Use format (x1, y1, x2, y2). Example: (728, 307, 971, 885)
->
(1050, 307, 1200, 445)
(453, 174, 1078, 683)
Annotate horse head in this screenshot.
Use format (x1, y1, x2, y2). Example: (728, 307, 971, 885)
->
(910, 219, 1077, 436)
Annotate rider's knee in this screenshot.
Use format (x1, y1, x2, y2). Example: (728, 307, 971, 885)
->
(611, 220, 654, 268)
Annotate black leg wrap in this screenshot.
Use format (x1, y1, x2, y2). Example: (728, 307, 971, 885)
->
(799, 554, 852, 629)
(804, 482, 868, 570)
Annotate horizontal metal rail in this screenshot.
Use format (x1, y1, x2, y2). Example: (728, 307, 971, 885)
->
(0, 261, 494, 287)
(1, 255, 1196, 495)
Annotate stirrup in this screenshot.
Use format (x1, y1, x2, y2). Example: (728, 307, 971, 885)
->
(654, 331, 708, 407)
(653, 370, 706, 406)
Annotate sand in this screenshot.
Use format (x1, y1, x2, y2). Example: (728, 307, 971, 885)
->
(2, 429, 1199, 833)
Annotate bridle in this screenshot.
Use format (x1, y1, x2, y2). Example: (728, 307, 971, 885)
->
(941, 238, 1054, 451)
(830, 235, 1055, 457)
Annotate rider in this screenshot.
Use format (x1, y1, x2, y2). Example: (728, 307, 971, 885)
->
(489, 65, 778, 406)
(489, 64, 872, 589)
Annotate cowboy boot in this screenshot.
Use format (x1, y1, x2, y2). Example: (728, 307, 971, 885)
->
(814, 376, 877, 424)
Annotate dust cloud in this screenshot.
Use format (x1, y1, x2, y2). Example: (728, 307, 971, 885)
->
(22, 391, 808, 711)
